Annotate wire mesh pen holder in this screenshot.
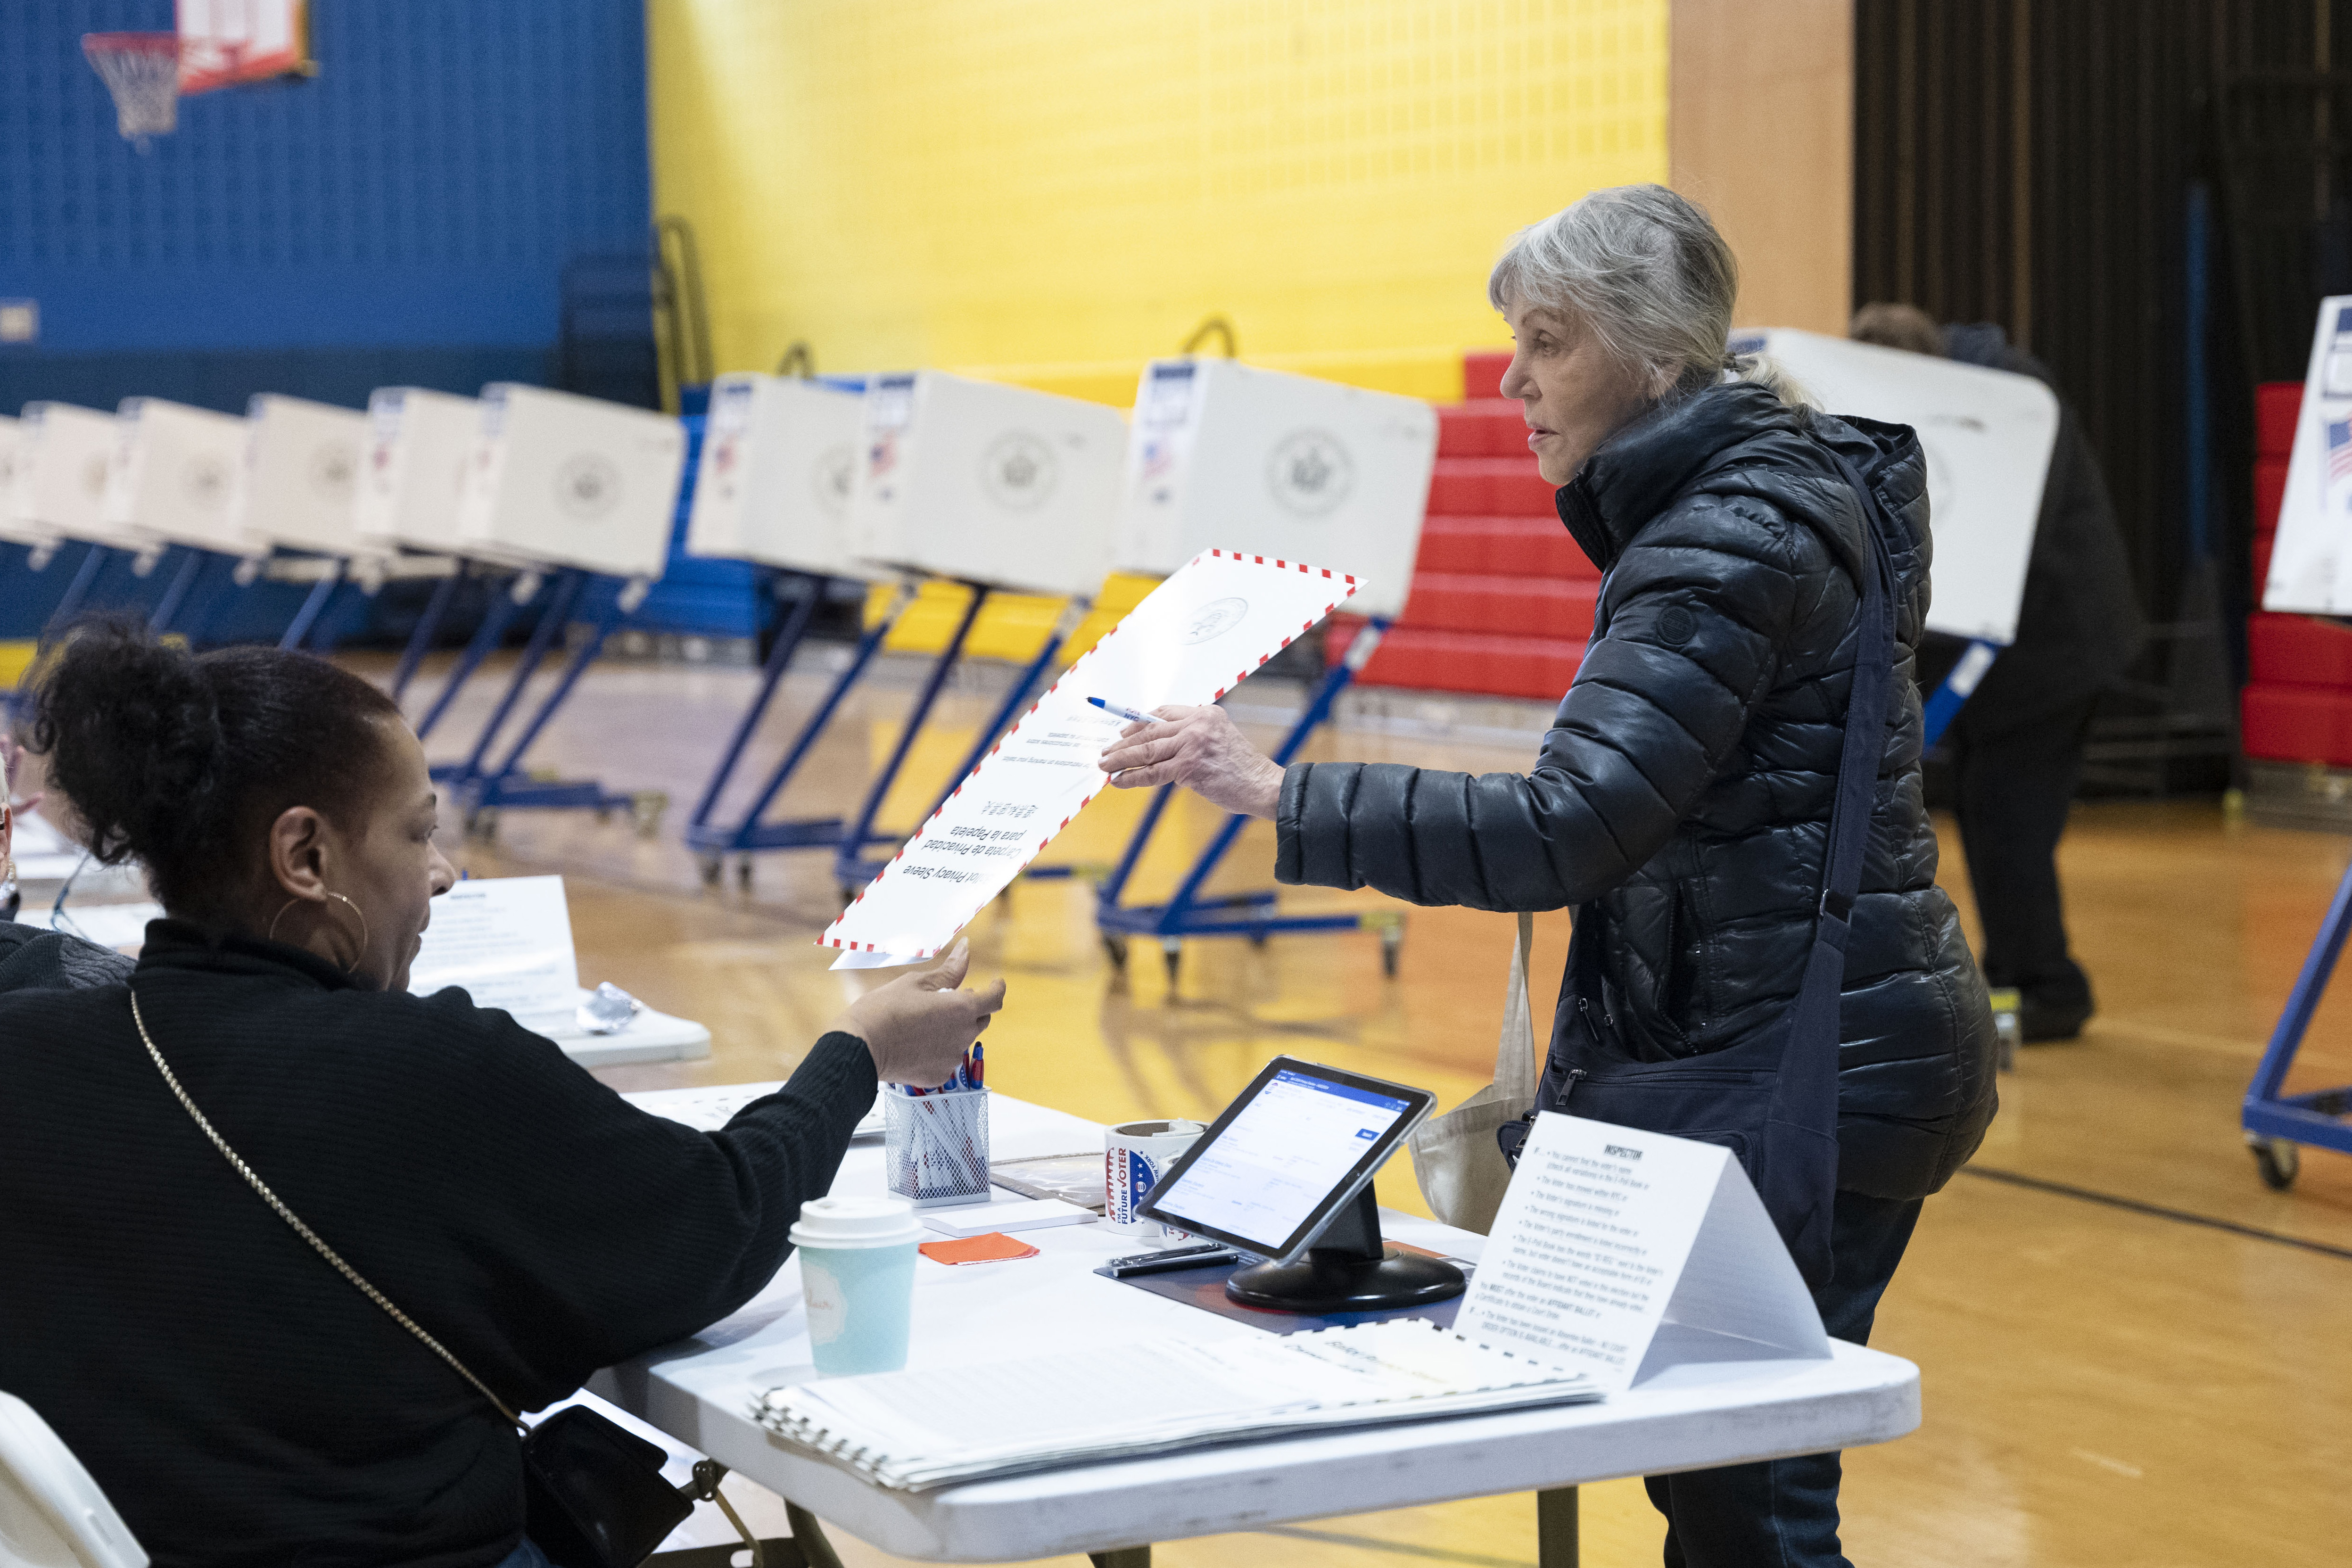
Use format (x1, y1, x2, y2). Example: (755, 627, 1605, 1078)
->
(884, 1088, 991, 1208)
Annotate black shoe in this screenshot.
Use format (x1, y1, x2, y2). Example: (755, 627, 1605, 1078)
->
(2018, 995, 2093, 1042)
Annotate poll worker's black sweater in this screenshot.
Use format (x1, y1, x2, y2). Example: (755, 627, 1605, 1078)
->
(0, 919, 877, 1568)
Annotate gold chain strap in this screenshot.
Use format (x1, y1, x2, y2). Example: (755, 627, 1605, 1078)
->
(127, 989, 527, 1434)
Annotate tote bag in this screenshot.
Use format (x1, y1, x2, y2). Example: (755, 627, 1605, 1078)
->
(1407, 910, 1538, 1234)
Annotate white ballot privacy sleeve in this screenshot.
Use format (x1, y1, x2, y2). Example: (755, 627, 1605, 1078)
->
(822, 550, 1360, 965)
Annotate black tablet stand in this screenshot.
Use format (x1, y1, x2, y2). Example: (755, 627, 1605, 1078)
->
(1222, 1182, 1467, 1313)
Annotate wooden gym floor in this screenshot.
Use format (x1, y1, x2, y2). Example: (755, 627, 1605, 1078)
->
(334, 652, 2352, 1563)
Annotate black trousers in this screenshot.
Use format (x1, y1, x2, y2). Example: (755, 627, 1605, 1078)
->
(1937, 696, 2098, 1007)
(1642, 1188, 1925, 1568)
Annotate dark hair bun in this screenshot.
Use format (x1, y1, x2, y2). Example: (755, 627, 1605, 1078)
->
(30, 617, 225, 874)
(29, 617, 403, 916)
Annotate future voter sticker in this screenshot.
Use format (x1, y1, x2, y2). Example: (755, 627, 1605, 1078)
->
(980, 431, 1057, 511)
(180, 454, 231, 511)
(553, 454, 623, 520)
(1266, 428, 1353, 518)
(813, 441, 856, 518)
(1182, 596, 1248, 644)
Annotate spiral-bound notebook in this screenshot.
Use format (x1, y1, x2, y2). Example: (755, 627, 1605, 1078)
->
(748, 1318, 1599, 1491)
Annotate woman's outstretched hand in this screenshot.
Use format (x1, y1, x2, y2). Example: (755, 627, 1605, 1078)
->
(834, 941, 1007, 1086)
(1097, 704, 1284, 820)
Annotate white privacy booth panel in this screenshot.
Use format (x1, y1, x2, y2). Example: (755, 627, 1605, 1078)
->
(11, 401, 149, 551)
(1735, 329, 2056, 645)
(0, 415, 55, 551)
(1113, 357, 1439, 622)
(353, 386, 512, 561)
(684, 372, 868, 577)
(456, 384, 687, 579)
(2262, 297, 2352, 613)
(850, 371, 1123, 597)
(234, 394, 366, 556)
(106, 398, 259, 556)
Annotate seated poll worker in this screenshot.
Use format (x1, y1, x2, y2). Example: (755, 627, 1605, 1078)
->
(0, 622, 1005, 1568)
(0, 736, 137, 989)
(1102, 185, 1998, 1568)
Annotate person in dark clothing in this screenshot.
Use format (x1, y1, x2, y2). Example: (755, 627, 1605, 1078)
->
(1103, 186, 1997, 1568)
(0, 736, 138, 989)
(0, 624, 1005, 1568)
(1850, 302, 2147, 1040)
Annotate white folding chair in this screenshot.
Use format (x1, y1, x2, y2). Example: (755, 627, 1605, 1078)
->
(0, 1393, 146, 1568)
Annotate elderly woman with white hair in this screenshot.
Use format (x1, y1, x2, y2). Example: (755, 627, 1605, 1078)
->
(1102, 183, 1997, 1566)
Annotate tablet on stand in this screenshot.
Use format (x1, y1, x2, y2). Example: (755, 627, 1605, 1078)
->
(1139, 1055, 1461, 1313)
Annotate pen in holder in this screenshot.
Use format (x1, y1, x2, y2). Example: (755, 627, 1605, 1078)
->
(884, 1087, 992, 1208)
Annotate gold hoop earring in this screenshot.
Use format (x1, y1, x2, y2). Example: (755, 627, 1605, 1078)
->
(267, 892, 371, 973)
(326, 892, 371, 973)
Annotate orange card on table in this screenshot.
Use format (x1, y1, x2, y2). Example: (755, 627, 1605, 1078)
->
(919, 1232, 1040, 1265)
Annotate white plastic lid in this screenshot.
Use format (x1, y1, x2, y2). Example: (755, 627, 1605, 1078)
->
(1111, 1119, 1205, 1139)
(789, 1195, 924, 1250)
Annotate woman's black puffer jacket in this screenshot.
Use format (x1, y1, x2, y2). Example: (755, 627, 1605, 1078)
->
(1277, 381, 1997, 1199)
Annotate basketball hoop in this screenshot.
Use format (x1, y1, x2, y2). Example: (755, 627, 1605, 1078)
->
(83, 33, 181, 152)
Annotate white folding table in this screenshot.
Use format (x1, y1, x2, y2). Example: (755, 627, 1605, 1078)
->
(599, 1091, 1920, 1566)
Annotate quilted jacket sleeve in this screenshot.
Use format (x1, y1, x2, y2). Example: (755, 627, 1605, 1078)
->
(1277, 493, 1810, 909)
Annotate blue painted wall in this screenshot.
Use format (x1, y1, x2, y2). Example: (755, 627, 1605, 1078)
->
(0, 0, 650, 365)
(0, 0, 654, 640)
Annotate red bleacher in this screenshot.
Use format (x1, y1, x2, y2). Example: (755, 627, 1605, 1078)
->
(1334, 349, 1600, 702)
(2240, 379, 2352, 765)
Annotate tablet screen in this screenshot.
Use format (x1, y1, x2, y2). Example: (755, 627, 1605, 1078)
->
(1140, 1062, 1425, 1258)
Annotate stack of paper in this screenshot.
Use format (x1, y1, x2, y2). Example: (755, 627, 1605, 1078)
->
(748, 1318, 1598, 1490)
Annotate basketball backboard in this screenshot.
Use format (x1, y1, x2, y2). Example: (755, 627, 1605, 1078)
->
(178, 0, 314, 95)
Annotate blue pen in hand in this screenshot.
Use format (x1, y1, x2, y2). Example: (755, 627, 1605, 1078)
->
(1087, 696, 1161, 726)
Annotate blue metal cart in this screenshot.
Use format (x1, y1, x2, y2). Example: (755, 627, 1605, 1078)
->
(684, 574, 904, 889)
(2242, 855, 2352, 1190)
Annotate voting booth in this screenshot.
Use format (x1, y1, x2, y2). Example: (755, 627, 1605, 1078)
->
(456, 384, 687, 581)
(1732, 329, 2056, 645)
(10, 402, 148, 552)
(849, 371, 1124, 597)
(105, 397, 257, 557)
(0, 415, 56, 554)
(233, 394, 368, 557)
(353, 387, 494, 558)
(685, 372, 868, 576)
(2260, 296, 2352, 613)
(1114, 358, 1440, 621)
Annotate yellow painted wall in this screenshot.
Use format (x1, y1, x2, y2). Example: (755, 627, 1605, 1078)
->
(649, 0, 1669, 404)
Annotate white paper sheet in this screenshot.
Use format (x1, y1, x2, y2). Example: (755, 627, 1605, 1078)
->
(1455, 1112, 1826, 1392)
(821, 550, 1360, 963)
(406, 875, 578, 1026)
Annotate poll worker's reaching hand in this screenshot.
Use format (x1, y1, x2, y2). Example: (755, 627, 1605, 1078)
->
(833, 940, 1007, 1086)
(1098, 704, 1284, 820)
